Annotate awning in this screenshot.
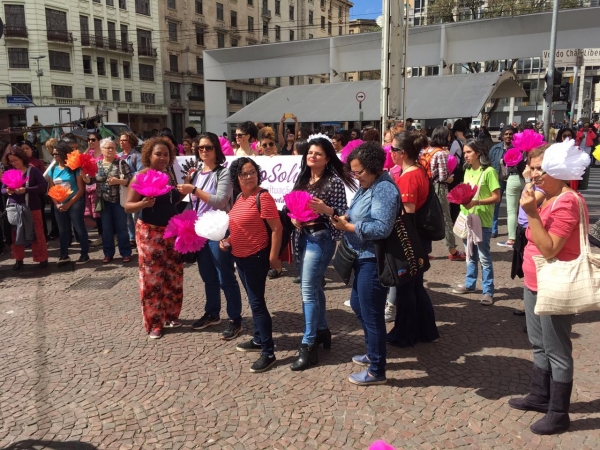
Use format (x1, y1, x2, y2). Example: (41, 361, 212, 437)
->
(225, 71, 526, 123)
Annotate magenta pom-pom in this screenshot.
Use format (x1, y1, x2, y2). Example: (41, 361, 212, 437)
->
(163, 210, 207, 254)
(130, 169, 174, 197)
(1, 169, 28, 189)
(284, 190, 319, 222)
(503, 148, 523, 167)
(219, 136, 234, 156)
(447, 183, 478, 205)
(340, 139, 364, 163)
(512, 129, 546, 153)
(369, 441, 396, 450)
(447, 154, 458, 174)
(383, 144, 395, 169)
(251, 142, 258, 152)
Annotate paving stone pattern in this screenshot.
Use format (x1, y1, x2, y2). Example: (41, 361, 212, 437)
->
(1, 220, 599, 449)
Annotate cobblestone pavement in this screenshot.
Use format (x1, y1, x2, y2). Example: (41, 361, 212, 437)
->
(1, 204, 600, 449)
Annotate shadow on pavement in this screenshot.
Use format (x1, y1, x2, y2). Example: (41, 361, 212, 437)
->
(3, 440, 98, 449)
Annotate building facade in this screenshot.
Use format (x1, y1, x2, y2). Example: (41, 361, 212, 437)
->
(0, 0, 167, 137)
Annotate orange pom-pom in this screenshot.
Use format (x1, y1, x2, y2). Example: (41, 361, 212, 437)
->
(48, 185, 73, 203)
(65, 150, 82, 170)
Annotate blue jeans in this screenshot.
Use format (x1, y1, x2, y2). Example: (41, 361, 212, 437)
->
(100, 200, 132, 258)
(234, 247, 274, 356)
(298, 229, 335, 345)
(350, 258, 388, 378)
(54, 197, 89, 259)
(463, 227, 494, 296)
(197, 239, 243, 323)
(126, 212, 139, 241)
(492, 180, 507, 235)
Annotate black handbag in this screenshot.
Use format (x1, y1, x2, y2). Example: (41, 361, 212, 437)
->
(332, 237, 357, 285)
(414, 179, 445, 241)
(374, 203, 430, 287)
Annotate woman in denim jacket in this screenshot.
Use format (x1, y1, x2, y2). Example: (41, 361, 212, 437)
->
(331, 141, 399, 386)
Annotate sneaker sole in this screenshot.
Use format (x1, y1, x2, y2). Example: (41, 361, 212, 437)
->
(77, 259, 91, 265)
(164, 323, 182, 328)
(57, 260, 71, 266)
(148, 334, 162, 339)
(191, 320, 222, 330)
(352, 359, 370, 367)
(452, 289, 476, 294)
(348, 377, 387, 386)
(250, 358, 277, 373)
(221, 327, 243, 341)
(236, 346, 262, 352)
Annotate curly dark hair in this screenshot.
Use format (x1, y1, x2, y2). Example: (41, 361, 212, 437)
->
(229, 157, 262, 193)
(195, 132, 226, 165)
(362, 129, 381, 143)
(347, 141, 386, 176)
(140, 137, 177, 168)
(119, 131, 139, 148)
(54, 141, 74, 163)
(2, 146, 29, 168)
(236, 121, 259, 141)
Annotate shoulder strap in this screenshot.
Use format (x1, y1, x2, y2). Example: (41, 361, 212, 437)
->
(255, 188, 269, 214)
(25, 167, 31, 207)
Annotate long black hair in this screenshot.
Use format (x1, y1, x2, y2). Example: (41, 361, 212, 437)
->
(194, 132, 226, 164)
(293, 137, 356, 193)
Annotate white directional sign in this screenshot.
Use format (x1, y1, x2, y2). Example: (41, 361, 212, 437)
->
(356, 92, 366, 102)
(543, 48, 600, 67)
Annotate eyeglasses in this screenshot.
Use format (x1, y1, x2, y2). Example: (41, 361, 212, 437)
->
(239, 170, 257, 179)
(562, 133, 572, 138)
(88, 138, 97, 142)
(52, 153, 59, 156)
(350, 168, 366, 177)
(503, 133, 514, 137)
(104, 147, 116, 151)
(235, 133, 247, 138)
(391, 146, 402, 153)
(261, 142, 275, 148)
(198, 145, 214, 152)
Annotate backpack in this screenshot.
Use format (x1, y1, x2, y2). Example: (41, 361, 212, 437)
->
(420, 147, 444, 179)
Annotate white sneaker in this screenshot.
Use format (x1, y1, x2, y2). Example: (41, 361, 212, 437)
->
(384, 302, 396, 323)
(343, 300, 351, 308)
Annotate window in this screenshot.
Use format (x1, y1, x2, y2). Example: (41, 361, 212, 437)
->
(125, 91, 133, 102)
(119, 0, 127, 9)
(275, 77, 281, 87)
(338, 26, 342, 35)
(169, 54, 179, 72)
(328, 21, 332, 35)
(309, 11, 313, 25)
(135, 0, 150, 15)
(248, 78, 254, 84)
(217, 32, 225, 48)
(275, 0, 280, 15)
(123, 61, 131, 78)
(263, 78, 269, 85)
(289, 5, 294, 20)
(320, 0, 325, 7)
(216, 3, 224, 21)
(11, 83, 31, 96)
(196, 57, 203, 75)
(414, 17, 420, 26)
(106, 0, 114, 6)
(190, 83, 204, 101)
(8, 48, 29, 69)
(289, 30, 294, 41)
(83, 55, 93, 74)
(121, 24, 129, 45)
(141, 92, 155, 104)
(110, 59, 119, 77)
(94, 18, 103, 47)
(275, 26, 280, 40)
(4, 5, 26, 32)
(308, 78, 313, 84)
(321, 16, 325, 29)
(99, 89, 108, 100)
(248, 16, 254, 32)
(289, 77, 294, 85)
(263, 22, 268, 37)
(348, 76, 353, 81)
(97, 57, 106, 76)
(52, 85, 73, 98)
(248, 0, 253, 5)
(414, 0, 421, 12)
(80, 16, 90, 45)
(46, 8, 67, 33)
(167, 0, 176, 9)
(49, 50, 71, 72)
(231, 39, 238, 47)
(195, 0, 202, 14)
(231, 10, 237, 27)
(229, 89, 242, 104)
(85, 87, 94, 99)
(196, 26, 205, 46)
(139, 64, 154, 81)
(170, 82, 181, 99)
(108, 21, 117, 48)
(112, 90, 120, 101)
(168, 22, 177, 42)
(426, 66, 439, 76)
(309, 33, 313, 39)
(349, 29, 354, 34)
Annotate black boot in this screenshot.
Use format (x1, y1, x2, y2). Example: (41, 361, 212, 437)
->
(530, 379, 572, 435)
(315, 328, 332, 349)
(290, 343, 318, 371)
(12, 260, 24, 271)
(508, 365, 551, 413)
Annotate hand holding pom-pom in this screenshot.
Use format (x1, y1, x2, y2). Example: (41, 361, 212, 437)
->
(48, 185, 73, 203)
(503, 149, 523, 167)
(284, 191, 319, 222)
(163, 210, 207, 254)
(130, 169, 174, 197)
(195, 210, 230, 241)
(2, 169, 28, 190)
(447, 183, 478, 205)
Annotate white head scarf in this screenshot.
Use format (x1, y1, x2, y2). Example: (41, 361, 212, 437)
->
(541, 139, 590, 181)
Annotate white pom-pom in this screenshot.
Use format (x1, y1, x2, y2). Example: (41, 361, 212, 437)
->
(195, 210, 230, 241)
(542, 139, 591, 181)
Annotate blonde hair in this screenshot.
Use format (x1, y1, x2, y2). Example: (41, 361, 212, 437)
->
(258, 126, 276, 142)
(45, 138, 58, 150)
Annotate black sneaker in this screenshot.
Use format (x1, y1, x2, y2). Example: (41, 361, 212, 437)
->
(191, 313, 221, 330)
(250, 354, 276, 373)
(292, 277, 301, 284)
(236, 339, 262, 352)
(77, 255, 91, 264)
(57, 256, 71, 266)
(221, 321, 242, 341)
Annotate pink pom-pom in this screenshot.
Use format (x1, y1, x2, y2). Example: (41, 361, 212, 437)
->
(251, 142, 258, 152)
(130, 169, 174, 197)
(1, 169, 28, 189)
(383, 144, 395, 169)
(369, 441, 395, 450)
(503, 148, 523, 167)
(447, 154, 458, 174)
(512, 129, 546, 153)
(447, 183, 478, 205)
(284, 190, 319, 222)
(163, 210, 207, 254)
(80, 153, 98, 177)
(219, 136, 234, 156)
(340, 139, 364, 163)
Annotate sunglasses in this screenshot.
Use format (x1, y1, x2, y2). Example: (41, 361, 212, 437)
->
(88, 138, 97, 142)
(52, 153, 60, 156)
(391, 146, 402, 153)
(261, 142, 275, 148)
(198, 145, 214, 152)
(235, 133, 247, 138)
(239, 170, 257, 179)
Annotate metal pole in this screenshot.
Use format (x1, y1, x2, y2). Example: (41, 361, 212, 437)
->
(0, 82, 37, 106)
(535, 66, 541, 121)
(542, 0, 559, 140)
(36, 59, 42, 102)
(380, 0, 390, 132)
(402, 2, 409, 122)
(571, 62, 579, 123)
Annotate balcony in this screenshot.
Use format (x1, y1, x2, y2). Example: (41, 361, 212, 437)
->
(261, 8, 271, 19)
(80, 33, 134, 54)
(137, 46, 158, 58)
(4, 26, 28, 39)
(47, 30, 74, 44)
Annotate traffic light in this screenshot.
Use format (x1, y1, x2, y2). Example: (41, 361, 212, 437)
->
(543, 67, 564, 103)
(559, 82, 570, 102)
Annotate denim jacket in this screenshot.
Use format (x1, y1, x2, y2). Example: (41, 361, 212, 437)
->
(344, 172, 400, 259)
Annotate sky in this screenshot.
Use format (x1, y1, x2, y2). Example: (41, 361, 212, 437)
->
(350, 0, 383, 19)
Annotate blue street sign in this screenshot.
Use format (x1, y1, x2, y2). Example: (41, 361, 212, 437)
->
(6, 95, 33, 105)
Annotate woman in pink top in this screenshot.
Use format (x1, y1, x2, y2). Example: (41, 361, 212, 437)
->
(508, 144, 589, 436)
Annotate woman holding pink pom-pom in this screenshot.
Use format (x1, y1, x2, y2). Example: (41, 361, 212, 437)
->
(125, 137, 183, 340)
(288, 135, 356, 371)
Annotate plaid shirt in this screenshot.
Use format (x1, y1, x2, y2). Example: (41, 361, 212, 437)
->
(421, 147, 449, 183)
(94, 159, 132, 203)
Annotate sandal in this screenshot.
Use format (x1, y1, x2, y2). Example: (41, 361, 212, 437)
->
(122, 256, 132, 263)
(102, 256, 113, 264)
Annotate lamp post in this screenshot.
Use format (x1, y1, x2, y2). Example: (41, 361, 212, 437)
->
(30, 55, 46, 104)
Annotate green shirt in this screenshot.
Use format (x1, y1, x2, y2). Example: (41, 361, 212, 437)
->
(459, 166, 500, 229)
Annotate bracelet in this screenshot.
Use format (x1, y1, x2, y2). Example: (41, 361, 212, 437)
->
(192, 187, 197, 196)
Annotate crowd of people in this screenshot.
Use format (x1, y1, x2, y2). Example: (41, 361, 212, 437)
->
(0, 114, 595, 436)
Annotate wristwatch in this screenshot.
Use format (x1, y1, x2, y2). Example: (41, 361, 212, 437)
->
(192, 187, 198, 196)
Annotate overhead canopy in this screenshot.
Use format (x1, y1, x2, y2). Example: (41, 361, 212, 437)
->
(225, 71, 526, 123)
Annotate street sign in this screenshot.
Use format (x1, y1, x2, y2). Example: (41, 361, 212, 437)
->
(6, 95, 34, 105)
(356, 92, 366, 102)
(542, 48, 600, 68)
